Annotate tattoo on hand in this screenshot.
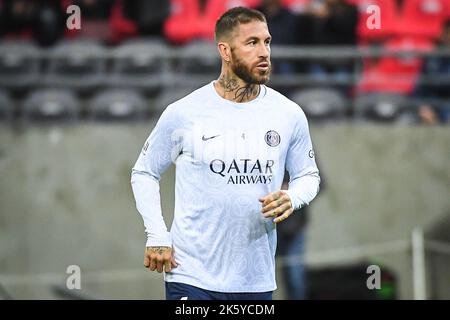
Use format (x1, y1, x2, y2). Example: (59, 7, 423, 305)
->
(149, 246, 170, 255)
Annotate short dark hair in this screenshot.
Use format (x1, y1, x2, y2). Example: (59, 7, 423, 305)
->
(214, 7, 267, 43)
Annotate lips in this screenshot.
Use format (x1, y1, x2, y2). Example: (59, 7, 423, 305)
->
(256, 62, 270, 71)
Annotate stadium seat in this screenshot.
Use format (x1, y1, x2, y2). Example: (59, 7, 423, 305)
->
(397, 0, 450, 40)
(290, 88, 348, 120)
(354, 92, 414, 122)
(353, 0, 450, 43)
(0, 41, 40, 90)
(175, 41, 220, 75)
(109, 38, 168, 91)
(44, 40, 106, 90)
(87, 88, 148, 121)
(357, 36, 435, 95)
(164, 0, 260, 44)
(22, 89, 80, 122)
(0, 90, 14, 121)
(352, 0, 397, 43)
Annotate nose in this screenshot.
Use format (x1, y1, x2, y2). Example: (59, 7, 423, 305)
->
(259, 43, 270, 59)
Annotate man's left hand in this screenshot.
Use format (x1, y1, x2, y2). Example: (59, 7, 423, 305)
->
(259, 190, 294, 223)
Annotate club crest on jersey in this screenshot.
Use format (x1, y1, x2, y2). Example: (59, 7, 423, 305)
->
(265, 130, 280, 147)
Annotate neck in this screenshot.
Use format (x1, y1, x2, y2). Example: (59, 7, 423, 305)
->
(214, 71, 261, 103)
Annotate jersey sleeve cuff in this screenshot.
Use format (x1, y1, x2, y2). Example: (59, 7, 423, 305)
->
(284, 189, 303, 211)
(145, 233, 172, 248)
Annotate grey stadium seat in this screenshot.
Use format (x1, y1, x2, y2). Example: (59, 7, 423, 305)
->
(0, 41, 40, 90)
(87, 89, 148, 121)
(176, 41, 220, 76)
(0, 90, 14, 121)
(354, 93, 414, 122)
(290, 88, 348, 120)
(109, 38, 168, 90)
(22, 89, 80, 122)
(44, 40, 106, 90)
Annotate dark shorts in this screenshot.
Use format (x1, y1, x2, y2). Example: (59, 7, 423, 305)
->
(165, 281, 273, 300)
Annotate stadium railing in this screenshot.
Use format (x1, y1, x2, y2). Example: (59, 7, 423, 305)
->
(1, 40, 450, 122)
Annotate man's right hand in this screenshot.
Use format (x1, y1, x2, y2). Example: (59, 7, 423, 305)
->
(144, 246, 178, 273)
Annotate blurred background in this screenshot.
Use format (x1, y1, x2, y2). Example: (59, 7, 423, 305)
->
(0, 0, 449, 300)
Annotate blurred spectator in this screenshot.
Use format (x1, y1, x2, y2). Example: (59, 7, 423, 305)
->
(351, 0, 398, 44)
(108, 0, 169, 44)
(74, 0, 114, 19)
(257, 0, 299, 47)
(120, 0, 169, 37)
(0, 0, 65, 46)
(256, 0, 316, 45)
(256, 0, 300, 78)
(357, 36, 434, 95)
(352, 0, 450, 44)
(353, 1, 449, 99)
(309, 0, 358, 46)
(415, 20, 450, 124)
(0, 0, 37, 40)
(108, 0, 138, 44)
(256, 0, 303, 96)
(163, 0, 260, 45)
(35, 0, 66, 46)
(70, 0, 116, 42)
(304, 0, 358, 91)
(282, 0, 312, 14)
(396, 0, 450, 41)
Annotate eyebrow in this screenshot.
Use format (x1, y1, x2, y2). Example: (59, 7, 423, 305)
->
(244, 36, 272, 42)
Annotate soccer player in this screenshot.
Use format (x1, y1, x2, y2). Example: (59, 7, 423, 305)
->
(131, 6, 320, 300)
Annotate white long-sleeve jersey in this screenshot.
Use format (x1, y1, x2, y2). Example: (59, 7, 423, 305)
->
(131, 81, 320, 292)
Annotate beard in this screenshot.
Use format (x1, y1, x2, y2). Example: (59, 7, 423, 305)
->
(230, 51, 271, 85)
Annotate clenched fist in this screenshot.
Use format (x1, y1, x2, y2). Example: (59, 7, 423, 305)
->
(259, 190, 294, 223)
(144, 246, 178, 273)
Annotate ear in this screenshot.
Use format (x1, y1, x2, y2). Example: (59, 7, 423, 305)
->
(217, 41, 232, 63)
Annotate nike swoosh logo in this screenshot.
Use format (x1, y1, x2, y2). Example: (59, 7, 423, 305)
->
(202, 134, 220, 141)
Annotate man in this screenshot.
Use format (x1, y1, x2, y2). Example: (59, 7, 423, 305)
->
(256, 0, 301, 95)
(131, 6, 320, 300)
(415, 21, 450, 125)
